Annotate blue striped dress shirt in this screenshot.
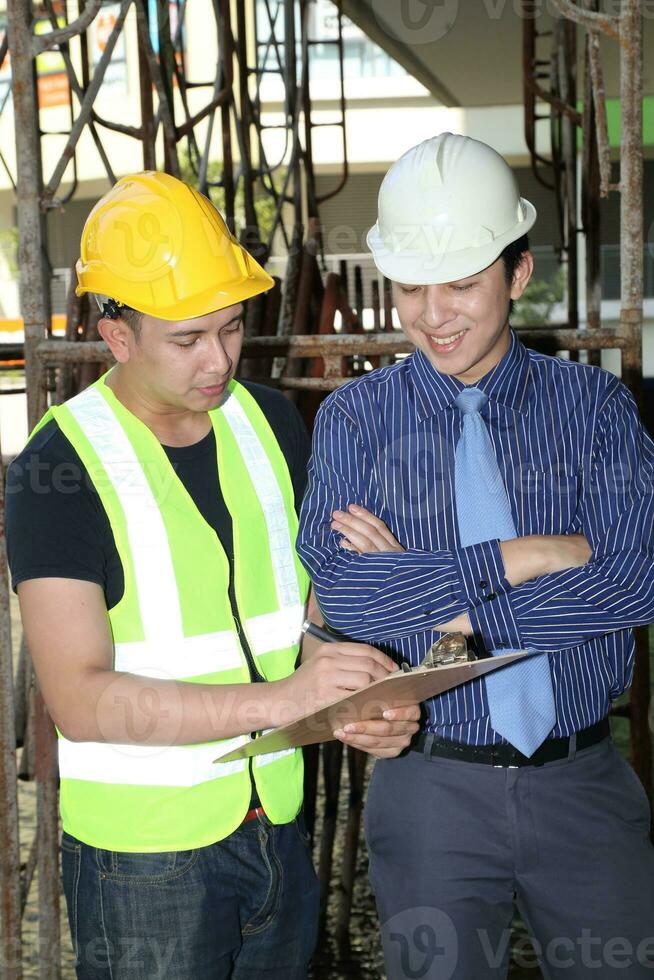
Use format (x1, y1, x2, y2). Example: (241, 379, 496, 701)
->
(296, 332, 654, 744)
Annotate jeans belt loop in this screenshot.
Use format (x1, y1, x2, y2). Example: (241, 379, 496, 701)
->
(423, 733, 435, 761)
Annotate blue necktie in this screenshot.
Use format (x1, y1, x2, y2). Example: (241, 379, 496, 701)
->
(454, 387, 556, 757)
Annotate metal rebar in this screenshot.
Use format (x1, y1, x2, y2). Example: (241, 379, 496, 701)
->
(42, 0, 132, 203)
(35, 687, 60, 980)
(558, 17, 578, 335)
(0, 432, 23, 979)
(617, 0, 650, 801)
(587, 29, 611, 198)
(334, 747, 367, 950)
(31, 325, 631, 374)
(136, 0, 156, 170)
(43, 0, 116, 186)
(581, 30, 601, 366)
(134, 0, 180, 177)
(317, 740, 343, 934)
(548, 0, 620, 40)
(6, 0, 51, 432)
(32, 0, 102, 55)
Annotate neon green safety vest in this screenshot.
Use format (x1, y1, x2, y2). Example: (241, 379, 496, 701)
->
(33, 374, 309, 852)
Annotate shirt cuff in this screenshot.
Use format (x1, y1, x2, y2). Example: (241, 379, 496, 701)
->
(468, 589, 523, 652)
(453, 539, 512, 608)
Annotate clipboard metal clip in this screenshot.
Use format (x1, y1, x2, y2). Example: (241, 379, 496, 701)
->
(420, 632, 475, 669)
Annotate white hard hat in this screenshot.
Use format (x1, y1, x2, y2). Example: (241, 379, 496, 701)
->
(367, 133, 536, 285)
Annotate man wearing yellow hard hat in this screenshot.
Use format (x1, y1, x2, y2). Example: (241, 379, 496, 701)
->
(6, 171, 419, 979)
(298, 134, 654, 978)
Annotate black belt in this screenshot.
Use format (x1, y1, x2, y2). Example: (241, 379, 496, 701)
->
(411, 718, 610, 768)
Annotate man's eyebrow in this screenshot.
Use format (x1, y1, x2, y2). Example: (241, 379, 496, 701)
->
(167, 310, 244, 338)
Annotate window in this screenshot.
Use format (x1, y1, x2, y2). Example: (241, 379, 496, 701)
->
(255, 0, 407, 83)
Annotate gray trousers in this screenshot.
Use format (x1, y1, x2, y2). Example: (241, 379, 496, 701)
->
(365, 738, 654, 979)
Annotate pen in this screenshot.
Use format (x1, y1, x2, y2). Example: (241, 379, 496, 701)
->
(300, 619, 413, 671)
(301, 619, 343, 644)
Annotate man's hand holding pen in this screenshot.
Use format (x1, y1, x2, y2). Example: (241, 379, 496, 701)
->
(283, 631, 420, 758)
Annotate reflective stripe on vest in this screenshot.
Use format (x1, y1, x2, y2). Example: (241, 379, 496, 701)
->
(43, 376, 306, 850)
(220, 393, 300, 609)
(57, 738, 248, 786)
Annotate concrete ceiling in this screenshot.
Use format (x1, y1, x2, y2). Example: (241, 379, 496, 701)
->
(342, 1, 653, 106)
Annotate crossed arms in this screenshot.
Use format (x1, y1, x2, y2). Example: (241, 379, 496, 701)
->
(296, 385, 654, 653)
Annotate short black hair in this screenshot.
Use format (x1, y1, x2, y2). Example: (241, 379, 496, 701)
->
(119, 306, 143, 338)
(500, 233, 530, 316)
(500, 234, 530, 285)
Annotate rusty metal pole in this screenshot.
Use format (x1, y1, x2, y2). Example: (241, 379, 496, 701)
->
(6, 5, 61, 973)
(34, 692, 61, 978)
(557, 17, 579, 336)
(0, 434, 23, 980)
(619, 1, 643, 381)
(235, 0, 260, 240)
(582, 29, 601, 367)
(219, 0, 236, 233)
(617, 0, 650, 798)
(6, 0, 51, 432)
(137, 0, 156, 171)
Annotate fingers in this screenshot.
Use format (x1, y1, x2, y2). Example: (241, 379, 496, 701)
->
(332, 520, 380, 554)
(381, 704, 421, 722)
(333, 506, 400, 550)
(310, 645, 398, 693)
(333, 669, 387, 691)
(332, 717, 420, 758)
(335, 719, 419, 739)
(332, 504, 404, 554)
(327, 642, 399, 675)
(347, 503, 394, 539)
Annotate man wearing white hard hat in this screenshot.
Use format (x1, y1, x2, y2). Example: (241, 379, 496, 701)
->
(297, 133, 654, 978)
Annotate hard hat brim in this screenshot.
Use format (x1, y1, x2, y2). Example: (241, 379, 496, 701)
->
(366, 198, 537, 286)
(76, 263, 275, 322)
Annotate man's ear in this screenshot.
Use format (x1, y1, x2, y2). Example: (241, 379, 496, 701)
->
(510, 250, 534, 301)
(97, 317, 133, 364)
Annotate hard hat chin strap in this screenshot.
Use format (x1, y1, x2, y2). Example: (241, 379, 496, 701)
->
(98, 297, 131, 320)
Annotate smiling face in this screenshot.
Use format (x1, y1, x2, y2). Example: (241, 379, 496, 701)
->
(392, 252, 533, 385)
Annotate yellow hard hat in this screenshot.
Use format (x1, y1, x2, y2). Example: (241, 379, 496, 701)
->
(76, 171, 274, 320)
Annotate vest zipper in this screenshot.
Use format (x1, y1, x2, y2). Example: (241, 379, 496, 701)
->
(228, 571, 264, 684)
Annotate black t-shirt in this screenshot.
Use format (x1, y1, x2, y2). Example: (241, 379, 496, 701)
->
(6, 382, 311, 608)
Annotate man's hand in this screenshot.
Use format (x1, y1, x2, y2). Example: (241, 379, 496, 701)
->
(18, 579, 406, 745)
(275, 642, 400, 726)
(331, 505, 472, 635)
(333, 506, 593, 588)
(333, 704, 421, 758)
(332, 504, 404, 553)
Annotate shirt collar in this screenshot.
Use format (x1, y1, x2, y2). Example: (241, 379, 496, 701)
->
(410, 329, 532, 423)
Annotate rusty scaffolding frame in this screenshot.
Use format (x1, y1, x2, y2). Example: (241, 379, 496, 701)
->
(0, 0, 649, 976)
(523, 0, 651, 806)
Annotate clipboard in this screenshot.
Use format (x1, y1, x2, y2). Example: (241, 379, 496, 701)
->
(213, 650, 527, 763)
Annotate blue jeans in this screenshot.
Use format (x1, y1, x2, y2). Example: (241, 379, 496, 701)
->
(61, 812, 319, 979)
